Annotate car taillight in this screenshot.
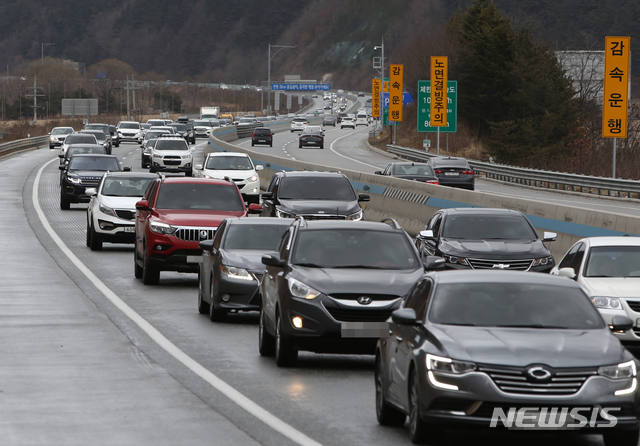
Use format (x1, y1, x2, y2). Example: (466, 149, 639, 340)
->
(461, 170, 474, 175)
(426, 180, 439, 185)
(252, 132, 255, 137)
(434, 169, 443, 174)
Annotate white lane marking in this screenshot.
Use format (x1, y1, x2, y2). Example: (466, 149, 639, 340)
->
(329, 129, 380, 169)
(32, 158, 322, 446)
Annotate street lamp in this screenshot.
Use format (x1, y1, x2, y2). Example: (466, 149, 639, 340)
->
(41, 42, 55, 65)
(267, 43, 296, 115)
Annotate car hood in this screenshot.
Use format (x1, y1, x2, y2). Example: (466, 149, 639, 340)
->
(580, 277, 640, 298)
(153, 150, 190, 156)
(68, 169, 112, 178)
(431, 325, 625, 368)
(292, 267, 422, 296)
(440, 238, 550, 259)
(223, 250, 268, 272)
(154, 209, 246, 227)
(278, 199, 360, 216)
(99, 195, 143, 209)
(202, 169, 255, 181)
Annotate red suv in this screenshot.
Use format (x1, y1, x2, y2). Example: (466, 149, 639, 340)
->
(134, 177, 262, 285)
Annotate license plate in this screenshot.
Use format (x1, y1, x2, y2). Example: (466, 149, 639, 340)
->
(444, 172, 459, 176)
(124, 226, 135, 233)
(636, 318, 640, 328)
(258, 139, 266, 142)
(341, 322, 389, 338)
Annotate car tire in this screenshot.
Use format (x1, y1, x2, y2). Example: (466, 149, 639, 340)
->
(134, 246, 143, 279)
(258, 307, 275, 356)
(298, 143, 302, 148)
(86, 218, 91, 247)
(269, 142, 272, 147)
(185, 169, 193, 177)
(409, 369, 441, 444)
(114, 142, 119, 148)
(208, 279, 226, 322)
(251, 142, 255, 147)
(197, 271, 210, 315)
(60, 193, 70, 210)
(375, 354, 406, 425)
(603, 429, 640, 446)
(275, 311, 297, 367)
(149, 167, 156, 173)
(89, 223, 103, 251)
(141, 158, 145, 168)
(142, 244, 160, 285)
(320, 144, 324, 149)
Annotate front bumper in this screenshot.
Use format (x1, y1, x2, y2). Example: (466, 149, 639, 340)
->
(145, 229, 216, 273)
(92, 211, 136, 243)
(216, 271, 263, 311)
(118, 133, 141, 142)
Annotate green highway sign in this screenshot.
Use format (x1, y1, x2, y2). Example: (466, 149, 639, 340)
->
(417, 80, 457, 133)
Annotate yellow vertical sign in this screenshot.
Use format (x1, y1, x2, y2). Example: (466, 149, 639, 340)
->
(389, 64, 403, 122)
(383, 80, 389, 92)
(372, 78, 382, 118)
(603, 36, 630, 138)
(430, 56, 448, 127)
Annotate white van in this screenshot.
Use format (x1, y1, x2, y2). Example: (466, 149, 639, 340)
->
(356, 113, 368, 126)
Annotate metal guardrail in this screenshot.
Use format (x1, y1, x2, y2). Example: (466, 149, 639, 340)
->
(0, 136, 49, 157)
(387, 144, 640, 199)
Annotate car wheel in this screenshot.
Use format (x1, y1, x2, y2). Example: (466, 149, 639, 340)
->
(133, 245, 143, 279)
(114, 142, 119, 148)
(141, 158, 145, 168)
(208, 279, 226, 322)
(375, 355, 406, 425)
(320, 144, 324, 149)
(269, 142, 272, 147)
(298, 143, 302, 148)
(185, 169, 193, 177)
(251, 142, 255, 147)
(149, 167, 156, 173)
(275, 311, 297, 367)
(409, 369, 441, 444)
(142, 244, 160, 285)
(258, 307, 275, 356)
(60, 193, 70, 210)
(197, 271, 210, 315)
(89, 223, 103, 251)
(86, 218, 91, 247)
(603, 428, 640, 446)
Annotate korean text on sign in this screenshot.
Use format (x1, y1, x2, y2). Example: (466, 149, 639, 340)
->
(602, 37, 630, 138)
(430, 56, 448, 127)
(389, 64, 404, 122)
(372, 78, 382, 118)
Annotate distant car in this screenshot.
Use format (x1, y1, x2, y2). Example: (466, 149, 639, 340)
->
(148, 135, 193, 176)
(116, 121, 142, 146)
(83, 123, 113, 152)
(219, 84, 229, 90)
(357, 92, 365, 97)
(337, 113, 347, 124)
(355, 113, 368, 126)
(322, 116, 336, 127)
(60, 133, 99, 156)
(427, 156, 475, 190)
(140, 130, 170, 168)
(252, 128, 273, 147)
(374, 162, 439, 184)
(340, 117, 355, 129)
(195, 152, 263, 204)
(147, 119, 165, 127)
(192, 120, 213, 138)
(299, 127, 324, 149)
(290, 117, 308, 132)
(49, 127, 75, 150)
(58, 145, 106, 184)
(79, 129, 110, 153)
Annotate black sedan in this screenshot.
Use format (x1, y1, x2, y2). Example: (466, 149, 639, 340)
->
(415, 208, 557, 272)
(427, 156, 475, 190)
(299, 127, 324, 149)
(375, 162, 439, 184)
(197, 217, 293, 321)
(376, 270, 639, 445)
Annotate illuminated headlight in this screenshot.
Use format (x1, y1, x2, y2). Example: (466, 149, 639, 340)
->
(599, 361, 637, 383)
(287, 277, 320, 300)
(247, 174, 259, 183)
(532, 256, 553, 266)
(592, 296, 621, 309)
(98, 203, 116, 217)
(50, 136, 56, 141)
(221, 265, 254, 281)
(67, 176, 82, 184)
(427, 354, 476, 374)
(181, 154, 192, 159)
(149, 221, 177, 235)
(275, 208, 295, 218)
(347, 210, 363, 221)
(444, 255, 468, 266)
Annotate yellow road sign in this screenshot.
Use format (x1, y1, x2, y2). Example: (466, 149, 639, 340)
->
(603, 36, 630, 138)
(372, 78, 382, 118)
(430, 56, 448, 127)
(384, 80, 389, 92)
(389, 64, 403, 122)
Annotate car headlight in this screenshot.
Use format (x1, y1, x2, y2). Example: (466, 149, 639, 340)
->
(592, 296, 621, 309)
(275, 208, 295, 218)
(98, 203, 116, 217)
(220, 265, 254, 281)
(599, 360, 637, 380)
(50, 136, 56, 141)
(287, 277, 321, 300)
(444, 255, 469, 266)
(67, 176, 82, 184)
(347, 210, 363, 221)
(181, 154, 192, 159)
(426, 354, 476, 375)
(247, 174, 259, 183)
(153, 153, 162, 159)
(532, 256, 553, 266)
(149, 221, 177, 235)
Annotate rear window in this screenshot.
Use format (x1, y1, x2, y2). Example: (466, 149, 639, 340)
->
(155, 183, 243, 211)
(254, 129, 271, 136)
(66, 134, 97, 144)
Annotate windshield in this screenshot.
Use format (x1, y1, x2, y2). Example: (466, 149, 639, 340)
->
(584, 246, 640, 278)
(69, 156, 119, 171)
(393, 164, 434, 176)
(102, 177, 155, 197)
(148, 120, 164, 126)
(429, 282, 603, 329)
(52, 128, 73, 135)
(67, 146, 104, 157)
(170, 124, 186, 131)
(279, 177, 356, 201)
(155, 183, 243, 211)
(238, 118, 253, 123)
(223, 224, 289, 250)
(66, 135, 97, 144)
(119, 123, 140, 129)
(292, 229, 419, 269)
(201, 114, 217, 119)
(441, 215, 537, 240)
(205, 156, 252, 170)
(154, 140, 188, 151)
(193, 120, 211, 127)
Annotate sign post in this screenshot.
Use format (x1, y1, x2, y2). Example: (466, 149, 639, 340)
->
(417, 81, 457, 132)
(430, 56, 448, 154)
(602, 36, 631, 179)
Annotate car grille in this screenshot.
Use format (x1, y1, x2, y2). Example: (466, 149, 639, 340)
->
(174, 227, 216, 242)
(477, 364, 597, 396)
(115, 210, 136, 220)
(626, 300, 640, 312)
(163, 156, 182, 166)
(329, 293, 401, 302)
(80, 177, 101, 186)
(301, 214, 347, 220)
(467, 258, 533, 271)
(324, 306, 394, 323)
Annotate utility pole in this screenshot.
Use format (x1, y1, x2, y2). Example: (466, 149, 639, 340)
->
(126, 76, 130, 120)
(41, 42, 55, 65)
(25, 74, 45, 125)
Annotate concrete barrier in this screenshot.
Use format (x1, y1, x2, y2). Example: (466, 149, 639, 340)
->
(206, 127, 640, 260)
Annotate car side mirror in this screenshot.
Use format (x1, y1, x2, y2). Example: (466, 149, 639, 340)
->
(194, 164, 203, 170)
(255, 165, 264, 171)
(199, 239, 215, 252)
(610, 315, 633, 332)
(391, 308, 420, 326)
(85, 188, 96, 197)
(59, 164, 66, 170)
(374, 171, 383, 175)
(543, 232, 557, 242)
(418, 229, 435, 240)
(358, 194, 370, 202)
(135, 199, 150, 211)
(123, 167, 131, 172)
(58, 154, 64, 159)
(424, 256, 446, 271)
(262, 192, 273, 200)
(558, 267, 576, 280)
(248, 203, 263, 214)
(262, 252, 285, 268)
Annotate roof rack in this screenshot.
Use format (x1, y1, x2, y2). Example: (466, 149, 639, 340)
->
(293, 215, 307, 227)
(381, 218, 402, 230)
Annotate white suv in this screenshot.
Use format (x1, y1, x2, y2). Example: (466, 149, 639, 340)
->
(195, 152, 263, 204)
(355, 113, 368, 126)
(149, 136, 193, 176)
(116, 121, 142, 145)
(290, 117, 308, 132)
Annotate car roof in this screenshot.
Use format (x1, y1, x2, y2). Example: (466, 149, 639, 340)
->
(105, 172, 158, 179)
(441, 208, 523, 216)
(431, 269, 581, 287)
(430, 157, 469, 166)
(206, 152, 250, 158)
(299, 220, 402, 232)
(69, 154, 117, 159)
(276, 170, 345, 178)
(159, 177, 234, 186)
(581, 236, 640, 247)
(224, 217, 294, 226)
